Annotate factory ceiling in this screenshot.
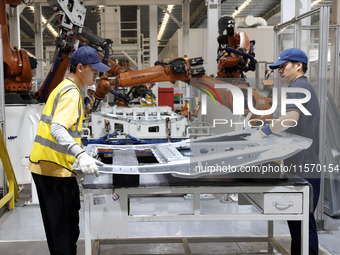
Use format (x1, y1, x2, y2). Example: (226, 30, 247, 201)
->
(15, 0, 333, 57)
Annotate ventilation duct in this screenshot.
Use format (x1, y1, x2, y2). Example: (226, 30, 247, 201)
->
(235, 15, 267, 28)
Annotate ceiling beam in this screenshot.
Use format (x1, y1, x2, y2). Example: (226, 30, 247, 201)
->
(21, 37, 56, 43)
(31, 0, 182, 5)
(19, 30, 32, 41)
(122, 51, 137, 67)
(190, 0, 227, 28)
(262, 3, 281, 21)
(85, 0, 182, 5)
(20, 14, 34, 31)
(190, 1, 206, 28)
(158, 5, 182, 28)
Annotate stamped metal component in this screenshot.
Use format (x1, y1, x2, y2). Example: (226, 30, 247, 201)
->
(74, 129, 312, 178)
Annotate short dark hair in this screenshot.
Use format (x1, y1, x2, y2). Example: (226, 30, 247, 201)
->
(291, 61, 308, 73)
(69, 63, 89, 73)
(69, 63, 77, 73)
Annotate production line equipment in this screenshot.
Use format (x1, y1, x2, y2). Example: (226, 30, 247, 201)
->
(2, 0, 298, 180)
(74, 129, 313, 179)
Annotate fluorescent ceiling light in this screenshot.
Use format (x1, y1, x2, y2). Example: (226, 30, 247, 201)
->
(26, 50, 35, 58)
(29, 6, 59, 37)
(232, 0, 252, 18)
(157, 5, 174, 42)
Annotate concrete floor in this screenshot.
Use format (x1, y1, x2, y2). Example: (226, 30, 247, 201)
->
(0, 184, 339, 255)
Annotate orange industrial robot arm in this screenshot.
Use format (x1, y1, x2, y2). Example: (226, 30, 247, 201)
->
(216, 15, 257, 79)
(92, 56, 206, 110)
(92, 56, 272, 122)
(2, 0, 32, 92)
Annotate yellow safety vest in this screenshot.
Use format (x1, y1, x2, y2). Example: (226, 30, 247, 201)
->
(141, 88, 156, 106)
(84, 95, 94, 107)
(29, 79, 84, 173)
(84, 95, 94, 115)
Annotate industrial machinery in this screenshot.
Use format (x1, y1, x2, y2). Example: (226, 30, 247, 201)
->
(2, 0, 270, 109)
(74, 129, 312, 178)
(85, 104, 216, 145)
(92, 57, 272, 122)
(33, 0, 138, 104)
(1, 0, 37, 104)
(34, 0, 87, 102)
(2, 0, 272, 142)
(90, 15, 272, 127)
(1, 0, 90, 103)
(2, 0, 271, 120)
(216, 15, 257, 79)
(85, 51, 272, 143)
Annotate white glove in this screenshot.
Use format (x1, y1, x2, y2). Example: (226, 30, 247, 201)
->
(141, 98, 152, 105)
(248, 129, 268, 142)
(77, 153, 103, 177)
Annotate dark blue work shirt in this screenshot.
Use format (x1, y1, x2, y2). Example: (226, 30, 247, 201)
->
(84, 97, 91, 105)
(284, 76, 320, 178)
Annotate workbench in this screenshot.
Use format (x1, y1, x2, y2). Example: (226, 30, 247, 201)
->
(82, 174, 311, 255)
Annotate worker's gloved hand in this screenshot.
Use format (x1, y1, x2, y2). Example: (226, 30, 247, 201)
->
(248, 125, 273, 142)
(85, 104, 91, 114)
(77, 153, 103, 177)
(141, 98, 149, 105)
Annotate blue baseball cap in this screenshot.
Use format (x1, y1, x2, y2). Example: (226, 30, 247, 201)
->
(70, 46, 111, 72)
(269, 48, 308, 69)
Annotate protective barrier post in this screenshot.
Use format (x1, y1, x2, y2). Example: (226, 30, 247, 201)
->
(0, 128, 19, 211)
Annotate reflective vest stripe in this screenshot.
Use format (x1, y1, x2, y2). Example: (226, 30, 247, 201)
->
(51, 85, 77, 116)
(40, 85, 77, 124)
(40, 114, 53, 124)
(39, 84, 82, 138)
(74, 102, 82, 133)
(34, 135, 69, 154)
(85, 95, 94, 106)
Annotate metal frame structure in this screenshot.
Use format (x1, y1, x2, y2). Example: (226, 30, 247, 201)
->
(273, 6, 331, 225)
(323, 93, 340, 216)
(87, 106, 214, 141)
(329, 24, 340, 108)
(75, 129, 312, 177)
(83, 180, 310, 255)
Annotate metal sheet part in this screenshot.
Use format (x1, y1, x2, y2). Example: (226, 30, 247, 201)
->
(74, 129, 312, 178)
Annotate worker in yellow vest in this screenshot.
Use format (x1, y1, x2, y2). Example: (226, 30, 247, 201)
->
(28, 46, 110, 255)
(141, 82, 157, 106)
(84, 84, 96, 115)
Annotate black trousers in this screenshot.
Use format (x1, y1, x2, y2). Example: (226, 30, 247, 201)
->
(288, 178, 320, 255)
(32, 172, 80, 255)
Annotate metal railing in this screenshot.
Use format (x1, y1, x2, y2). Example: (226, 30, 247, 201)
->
(0, 24, 19, 211)
(0, 128, 19, 211)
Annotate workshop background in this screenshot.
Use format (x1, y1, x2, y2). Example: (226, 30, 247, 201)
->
(1, 0, 340, 254)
